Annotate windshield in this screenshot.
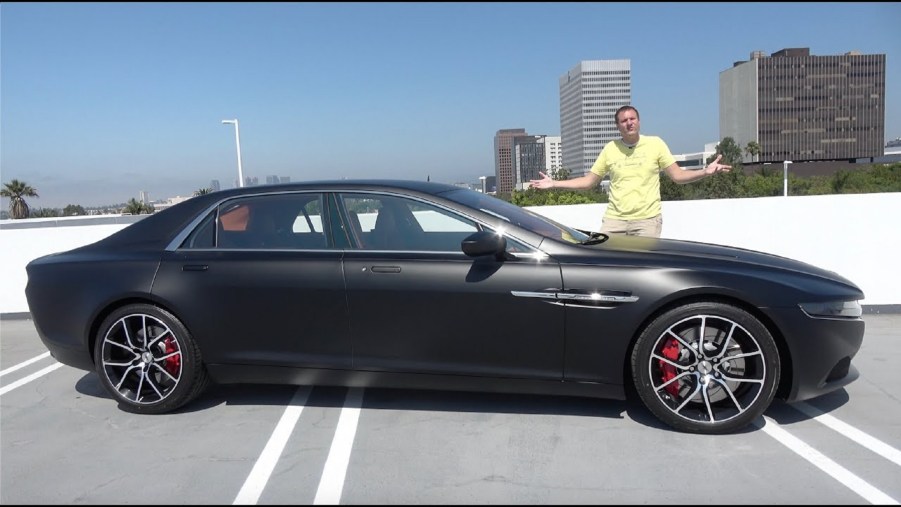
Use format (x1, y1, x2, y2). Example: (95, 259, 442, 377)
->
(441, 188, 590, 244)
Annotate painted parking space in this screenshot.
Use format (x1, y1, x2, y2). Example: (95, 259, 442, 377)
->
(2, 316, 900, 504)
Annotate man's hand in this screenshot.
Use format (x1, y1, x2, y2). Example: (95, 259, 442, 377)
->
(704, 154, 732, 175)
(529, 171, 555, 189)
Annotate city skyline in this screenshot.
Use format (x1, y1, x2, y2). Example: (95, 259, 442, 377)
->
(2, 2, 899, 209)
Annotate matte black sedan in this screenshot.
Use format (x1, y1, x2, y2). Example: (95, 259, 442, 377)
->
(25, 180, 865, 433)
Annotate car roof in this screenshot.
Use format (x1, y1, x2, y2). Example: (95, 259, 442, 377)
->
(214, 179, 463, 198)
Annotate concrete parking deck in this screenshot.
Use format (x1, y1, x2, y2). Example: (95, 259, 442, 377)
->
(2, 314, 900, 504)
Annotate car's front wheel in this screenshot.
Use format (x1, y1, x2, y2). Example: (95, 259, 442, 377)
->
(94, 304, 209, 414)
(631, 302, 780, 434)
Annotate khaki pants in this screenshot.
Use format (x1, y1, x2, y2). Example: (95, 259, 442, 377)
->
(601, 214, 662, 238)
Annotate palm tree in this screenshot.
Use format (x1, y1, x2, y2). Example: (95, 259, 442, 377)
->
(1, 179, 39, 219)
(122, 198, 149, 215)
(193, 187, 213, 196)
(744, 141, 761, 163)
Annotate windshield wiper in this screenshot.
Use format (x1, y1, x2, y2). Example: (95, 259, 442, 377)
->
(576, 229, 609, 245)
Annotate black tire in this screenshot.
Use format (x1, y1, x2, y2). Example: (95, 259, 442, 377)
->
(631, 302, 780, 434)
(94, 304, 209, 414)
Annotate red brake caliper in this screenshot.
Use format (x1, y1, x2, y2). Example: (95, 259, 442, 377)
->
(163, 336, 180, 376)
(659, 338, 681, 396)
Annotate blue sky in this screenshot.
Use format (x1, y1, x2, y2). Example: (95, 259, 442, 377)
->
(2, 2, 899, 208)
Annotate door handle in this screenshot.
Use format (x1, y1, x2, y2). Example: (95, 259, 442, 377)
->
(370, 265, 401, 273)
(182, 264, 209, 272)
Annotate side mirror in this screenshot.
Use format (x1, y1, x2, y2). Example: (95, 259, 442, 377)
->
(462, 230, 507, 259)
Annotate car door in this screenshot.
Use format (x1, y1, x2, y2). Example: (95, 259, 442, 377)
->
(338, 192, 565, 380)
(152, 191, 352, 369)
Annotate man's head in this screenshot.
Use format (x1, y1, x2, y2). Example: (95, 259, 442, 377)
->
(614, 105, 640, 143)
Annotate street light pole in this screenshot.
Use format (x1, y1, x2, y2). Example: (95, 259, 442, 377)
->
(222, 119, 244, 188)
(783, 160, 793, 196)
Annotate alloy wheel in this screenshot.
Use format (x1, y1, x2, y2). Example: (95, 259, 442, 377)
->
(99, 313, 183, 405)
(647, 314, 767, 426)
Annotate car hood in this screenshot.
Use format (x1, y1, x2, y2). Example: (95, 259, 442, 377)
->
(574, 234, 860, 288)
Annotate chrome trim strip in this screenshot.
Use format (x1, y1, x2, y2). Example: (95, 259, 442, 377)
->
(510, 291, 639, 304)
(557, 293, 640, 303)
(511, 291, 557, 300)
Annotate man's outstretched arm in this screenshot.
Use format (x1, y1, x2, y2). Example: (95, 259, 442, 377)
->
(530, 171, 602, 190)
(664, 154, 731, 184)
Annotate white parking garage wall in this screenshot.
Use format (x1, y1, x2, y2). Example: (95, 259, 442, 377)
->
(525, 192, 900, 308)
(1, 192, 898, 314)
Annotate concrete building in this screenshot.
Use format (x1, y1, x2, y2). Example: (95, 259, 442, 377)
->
(512, 135, 564, 190)
(559, 60, 631, 177)
(478, 175, 497, 194)
(513, 135, 547, 191)
(544, 136, 563, 175)
(494, 128, 528, 194)
(673, 143, 718, 170)
(720, 48, 886, 164)
(152, 195, 192, 212)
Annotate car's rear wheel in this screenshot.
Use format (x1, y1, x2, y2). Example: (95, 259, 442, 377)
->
(94, 304, 209, 414)
(631, 302, 780, 434)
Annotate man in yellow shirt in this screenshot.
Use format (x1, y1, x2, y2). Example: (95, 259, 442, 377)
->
(529, 105, 730, 238)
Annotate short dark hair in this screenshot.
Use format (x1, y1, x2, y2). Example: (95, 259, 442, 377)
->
(615, 105, 639, 123)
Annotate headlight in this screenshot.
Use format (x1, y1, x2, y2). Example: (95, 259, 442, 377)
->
(799, 300, 862, 319)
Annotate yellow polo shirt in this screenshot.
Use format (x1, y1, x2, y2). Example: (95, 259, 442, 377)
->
(589, 135, 676, 220)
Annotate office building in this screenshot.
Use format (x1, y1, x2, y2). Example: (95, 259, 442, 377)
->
(494, 128, 528, 194)
(512, 135, 564, 190)
(478, 175, 497, 194)
(559, 60, 632, 177)
(544, 136, 562, 175)
(210, 180, 221, 192)
(720, 48, 886, 163)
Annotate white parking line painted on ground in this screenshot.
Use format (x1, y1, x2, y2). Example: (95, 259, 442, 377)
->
(0, 362, 63, 396)
(313, 387, 363, 505)
(793, 401, 901, 468)
(759, 416, 899, 505)
(233, 386, 311, 505)
(0, 351, 51, 377)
